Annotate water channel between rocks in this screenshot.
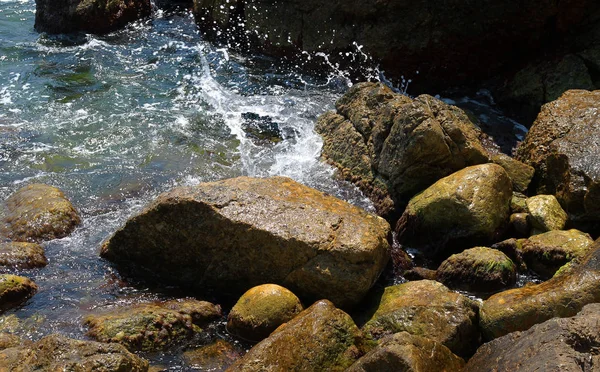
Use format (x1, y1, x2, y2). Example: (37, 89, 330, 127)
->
(0, 0, 528, 368)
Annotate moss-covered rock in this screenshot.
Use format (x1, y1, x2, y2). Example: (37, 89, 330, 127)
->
(490, 153, 535, 193)
(0, 184, 80, 243)
(509, 213, 530, 237)
(85, 299, 221, 352)
(101, 176, 390, 309)
(183, 339, 241, 371)
(480, 238, 600, 340)
(491, 238, 527, 271)
(520, 229, 594, 278)
(315, 82, 489, 217)
(346, 331, 465, 372)
(0, 334, 148, 371)
(510, 192, 529, 214)
(526, 194, 568, 232)
(0, 242, 47, 270)
(227, 300, 365, 371)
(0, 275, 37, 312)
(436, 247, 516, 293)
(402, 267, 437, 281)
(35, 0, 152, 34)
(0, 333, 27, 350)
(396, 164, 512, 258)
(516, 90, 600, 226)
(467, 303, 600, 371)
(362, 280, 480, 357)
(227, 284, 303, 342)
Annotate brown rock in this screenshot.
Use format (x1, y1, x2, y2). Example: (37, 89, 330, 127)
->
(0, 242, 47, 270)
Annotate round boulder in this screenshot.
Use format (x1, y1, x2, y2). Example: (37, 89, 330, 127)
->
(227, 284, 303, 342)
(101, 176, 390, 309)
(0, 242, 47, 270)
(396, 164, 512, 258)
(437, 247, 516, 293)
(1, 184, 80, 243)
(0, 275, 37, 312)
(526, 194, 568, 233)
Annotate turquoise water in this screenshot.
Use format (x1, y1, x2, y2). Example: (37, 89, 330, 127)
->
(0, 0, 373, 367)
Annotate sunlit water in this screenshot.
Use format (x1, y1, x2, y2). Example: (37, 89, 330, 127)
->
(0, 0, 378, 367)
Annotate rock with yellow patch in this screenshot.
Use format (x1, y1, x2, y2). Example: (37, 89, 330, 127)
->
(0, 275, 37, 312)
(361, 280, 480, 357)
(85, 299, 221, 351)
(526, 194, 568, 232)
(101, 176, 390, 309)
(227, 284, 303, 342)
(0, 242, 47, 270)
(0, 184, 80, 243)
(480, 238, 600, 340)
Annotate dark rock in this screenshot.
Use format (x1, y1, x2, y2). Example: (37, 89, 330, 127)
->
(241, 112, 284, 143)
(436, 247, 516, 293)
(516, 90, 600, 226)
(227, 300, 365, 371)
(0, 184, 80, 243)
(346, 332, 465, 372)
(85, 299, 222, 351)
(491, 238, 526, 271)
(466, 303, 600, 371)
(0, 242, 47, 270)
(509, 213, 530, 237)
(101, 176, 390, 309)
(402, 267, 437, 281)
(35, 0, 152, 34)
(361, 280, 480, 357)
(0, 275, 37, 312)
(490, 153, 534, 193)
(0, 334, 148, 371)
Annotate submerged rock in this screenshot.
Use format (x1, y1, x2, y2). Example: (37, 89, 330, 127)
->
(183, 339, 241, 371)
(0, 184, 80, 243)
(227, 284, 303, 342)
(396, 164, 512, 258)
(467, 303, 600, 371)
(101, 176, 390, 309)
(346, 332, 465, 372)
(0, 334, 148, 371)
(227, 300, 365, 371)
(0, 275, 37, 312)
(526, 194, 568, 233)
(516, 90, 600, 226)
(315, 82, 489, 217)
(0, 242, 47, 270)
(480, 238, 600, 340)
(436, 247, 516, 293)
(361, 280, 480, 357)
(85, 299, 222, 351)
(35, 0, 152, 34)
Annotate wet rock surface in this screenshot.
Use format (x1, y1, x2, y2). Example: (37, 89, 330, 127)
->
(227, 300, 365, 371)
(183, 339, 242, 371)
(346, 331, 465, 372)
(361, 280, 480, 357)
(526, 194, 568, 233)
(101, 176, 390, 309)
(85, 299, 222, 351)
(0, 184, 80, 243)
(0, 242, 47, 270)
(467, 303, 600, 372)
(35, 0, 152, 34)
(0, 334, 149, 371)
(0, 274, 37, 312)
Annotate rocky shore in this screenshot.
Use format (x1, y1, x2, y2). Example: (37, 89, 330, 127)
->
(8, 0, 600, 370)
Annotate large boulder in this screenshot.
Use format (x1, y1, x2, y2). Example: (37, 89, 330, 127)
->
(227, 284, 303, 342)
(0, 334, 148, 371)
(35, 0, 152, 34)
(85, 299, 222, 351)
(101, 176, 390, 309)
(227, 300, 365, 371)
(315, 82, 489, 217)
(466, 303, 600, 371)
(480, 238, 600, 340)
(0, 184, 80, 243)
(396, 164, 512, 258)
(0, 242, 47, 270)
(192, 0, 599, 94)
(361, 280, 480, 357)
(0, 275, 37, 312)
(516, 90, 600, 227)
(346, 332, 465, 372)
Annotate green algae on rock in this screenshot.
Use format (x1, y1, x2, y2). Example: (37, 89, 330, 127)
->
(0, 242, 47, 271)
(0, 275, 37, 312)
(346, 331, 465, 372)
(85, 299, 221, 352)
(361, 280, 480, 357)
(0, 334, 148, 371)
(0, 184, 80, 243)
(227, 300, 366, 371)
(490, 153, 534, 193)
(526, 194, 568, 233)
(480, 238, 600, 340)
(396, 164, 512, 258)
(183, 339, 241, 371)
(227, 284, 303, 342)
(436, 247, 516, 293)
(101, 176, 390, 309)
